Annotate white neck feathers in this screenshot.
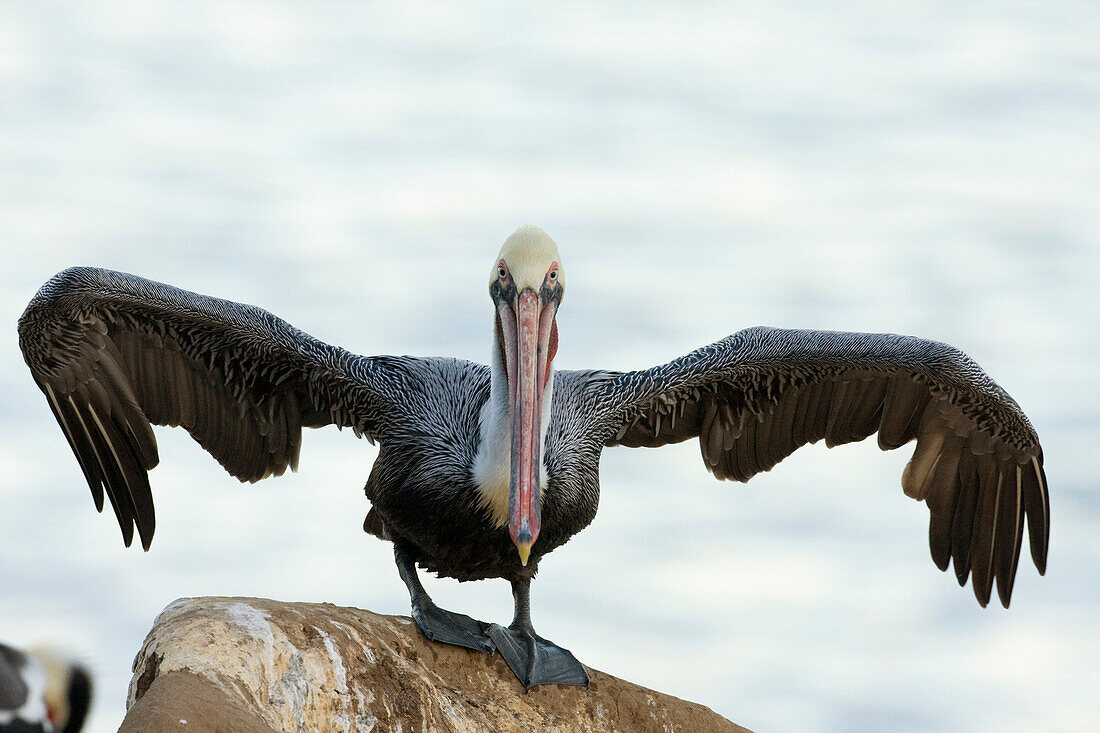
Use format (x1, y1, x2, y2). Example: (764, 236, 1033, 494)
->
(472, 327, 553, 527)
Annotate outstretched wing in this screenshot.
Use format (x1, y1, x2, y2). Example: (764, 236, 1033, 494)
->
(596, 326, 1049, 608)
(19, 267, 409, 550)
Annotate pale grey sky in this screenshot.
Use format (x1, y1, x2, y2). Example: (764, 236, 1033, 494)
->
(1, 2, 1097, 731)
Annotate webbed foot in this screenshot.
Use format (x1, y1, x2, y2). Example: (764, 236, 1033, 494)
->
(411, 599, 495, 654)
(487, 623, 590, 690)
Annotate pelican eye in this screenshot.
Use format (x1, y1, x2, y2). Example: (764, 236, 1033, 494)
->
(498, 265, 508, 279)
(548, 269, 558, 281)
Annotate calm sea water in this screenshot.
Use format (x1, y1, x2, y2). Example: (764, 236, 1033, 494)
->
(1, 3, 1097, 731)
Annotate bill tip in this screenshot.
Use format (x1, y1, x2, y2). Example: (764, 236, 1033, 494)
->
(516, 541, 531, 566)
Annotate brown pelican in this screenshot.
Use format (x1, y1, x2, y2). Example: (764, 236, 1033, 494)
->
(18, 226, 1049, 689)
(0, 643, 92, 733)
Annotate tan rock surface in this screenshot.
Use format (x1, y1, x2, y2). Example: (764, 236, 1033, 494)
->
(119, 596, 748, 733)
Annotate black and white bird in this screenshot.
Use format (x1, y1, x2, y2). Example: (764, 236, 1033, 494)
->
(18, 226, 1049, 689)
(0, 644, 92, 733)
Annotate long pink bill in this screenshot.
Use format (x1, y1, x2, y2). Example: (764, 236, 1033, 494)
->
(502, 289, 556, 565)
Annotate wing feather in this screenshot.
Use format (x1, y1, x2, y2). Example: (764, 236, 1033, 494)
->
(790, 382, 813, 448)
(43, 382, 106, 511)
(994, 465, 1025, 608)
(951, 450, 981, 586)
(766, 387, 802, 469)
(970, 458, 1003, 606)
(878, 376, 929, 450)
(69, 394, 136, 545)
(925, 433, 963, 571)
(1023, 455, 1050, 573)
(808, 379, 833, 445)
(736, 413, 761, 478)
(849, 376, 887, 441)
(701, 397, 723, 471)
(901, 403, 945, 500)
(825, 380, 859, 447)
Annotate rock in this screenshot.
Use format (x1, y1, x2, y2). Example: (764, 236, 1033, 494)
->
(120, 597, 749, 733)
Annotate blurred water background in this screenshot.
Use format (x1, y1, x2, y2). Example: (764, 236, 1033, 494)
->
(1, 2, 1097, 731)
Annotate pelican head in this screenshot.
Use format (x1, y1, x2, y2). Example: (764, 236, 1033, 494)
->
(490, 226, 564, 565)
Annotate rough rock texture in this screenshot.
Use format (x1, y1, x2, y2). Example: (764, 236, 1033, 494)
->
(120, 597, 748, 733)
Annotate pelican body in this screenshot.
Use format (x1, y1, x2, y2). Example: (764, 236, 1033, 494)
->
(0, 643, 91, 733)
(361, 359, 602, 582)
(18, 227, 1049, 689)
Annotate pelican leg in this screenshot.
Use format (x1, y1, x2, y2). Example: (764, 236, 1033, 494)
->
(394, 543, 495, 654)
(487, 577, 590, 691)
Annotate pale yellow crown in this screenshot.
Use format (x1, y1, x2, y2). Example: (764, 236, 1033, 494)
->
(29, 647, 75, 727)
(492, 226, 565, 292)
